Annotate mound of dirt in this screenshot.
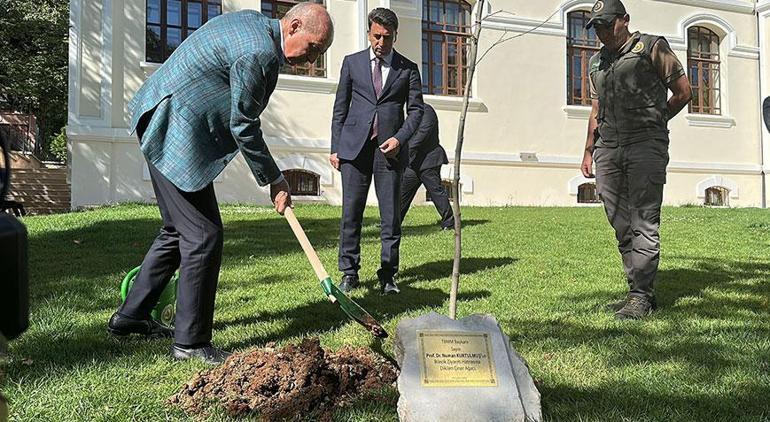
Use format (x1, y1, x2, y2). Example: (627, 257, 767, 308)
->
(168, 338, 398, 420)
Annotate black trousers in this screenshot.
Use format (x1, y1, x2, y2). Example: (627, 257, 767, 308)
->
(119, 162, 223, 346)
(400, 165, 454, 228)
(338, 138, 402, 277)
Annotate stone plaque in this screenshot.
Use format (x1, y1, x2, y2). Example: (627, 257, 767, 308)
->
(395, 313, 542, 422)
(417, 330, 497, 387)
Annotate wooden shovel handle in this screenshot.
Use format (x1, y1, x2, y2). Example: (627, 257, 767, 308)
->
(284, 207, 329, 281)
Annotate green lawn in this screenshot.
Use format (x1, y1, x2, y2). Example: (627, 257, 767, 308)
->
(2, 204, 770, 421)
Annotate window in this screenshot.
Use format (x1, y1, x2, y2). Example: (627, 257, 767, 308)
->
(566, 11, 600, 106)
(146, 0, 222, 62)
(422, 0, 472, 96)
(261, 0, 326, 77)
(688, 26, 721, 115)
(427, 180, 457, 202)
(577, 183, 600, 204)
(283, 169, 320, 196)
(704, 186, 729, 206)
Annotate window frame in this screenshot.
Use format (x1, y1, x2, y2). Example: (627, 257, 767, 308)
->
(422, 0, 473, 97)
(566, 10, 600, 106)
(704, 186, 729, 207)
(687, 26, 722, 115)
(145, 0, 222, 63)
(577, 182, 600, 204)
(283, 169, 321, 196)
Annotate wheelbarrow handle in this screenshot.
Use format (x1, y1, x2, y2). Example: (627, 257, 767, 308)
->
(283, 207, 329, 281)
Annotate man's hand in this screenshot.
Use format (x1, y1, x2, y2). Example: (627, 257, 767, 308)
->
(667, 74, 693, 120)
(581, 149, 595, 178)
(329, 153, 340, 170)
(379, 137, 401, 159)
(270, 179, 292, 215)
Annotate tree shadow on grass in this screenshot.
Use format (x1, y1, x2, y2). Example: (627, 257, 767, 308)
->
(564, 257, 770, 314)
(540, 381, 770, 421)
(508, 257, 770, 421)
(27, 215, 373, 299)
(215, 257, 514, 350)
(214, 256, 514, 348)
(3, 319, 175, 385)
(14, 207, 501, 381)
(656, 257, 770, 310)
(399, 218, 491, 235)
(505, 315, 770, 420)
(397, 256, 517, 285)
(216, 287, 493, 351)
(27, 214, 488, 300)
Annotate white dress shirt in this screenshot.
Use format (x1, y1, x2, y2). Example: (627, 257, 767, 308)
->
(369, 48, 394, 92)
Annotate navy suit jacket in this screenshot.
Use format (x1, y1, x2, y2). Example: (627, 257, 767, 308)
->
(331, 49, 424, 162)
(405, 104, 449, 171)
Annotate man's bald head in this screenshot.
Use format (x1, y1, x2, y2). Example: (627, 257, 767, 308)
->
(282, 3, 334, 51)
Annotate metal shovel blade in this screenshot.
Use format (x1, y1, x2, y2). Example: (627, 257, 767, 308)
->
(320, 277, 389, 338)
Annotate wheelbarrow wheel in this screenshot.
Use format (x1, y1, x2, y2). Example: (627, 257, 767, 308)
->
(120, 266, 178, 327)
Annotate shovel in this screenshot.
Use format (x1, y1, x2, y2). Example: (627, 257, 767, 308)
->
(283, 207, 388, 338)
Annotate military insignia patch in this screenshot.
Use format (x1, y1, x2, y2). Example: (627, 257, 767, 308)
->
(593, 1, 605, 12)
(632, 41, 644, 54)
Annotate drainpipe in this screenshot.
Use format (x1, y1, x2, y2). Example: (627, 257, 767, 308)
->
(758, 4, 767, 208)
(359, 0, 368, 50)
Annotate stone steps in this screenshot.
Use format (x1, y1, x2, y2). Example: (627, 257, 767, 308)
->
(6, 167, 70, 215)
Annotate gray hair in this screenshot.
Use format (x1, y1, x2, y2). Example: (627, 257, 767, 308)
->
(283, 2, 334, 43)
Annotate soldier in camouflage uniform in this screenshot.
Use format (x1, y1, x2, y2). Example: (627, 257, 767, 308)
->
(580, 0, 692, 319)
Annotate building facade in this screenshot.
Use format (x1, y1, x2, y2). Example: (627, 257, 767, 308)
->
(68, 0, 770, 208)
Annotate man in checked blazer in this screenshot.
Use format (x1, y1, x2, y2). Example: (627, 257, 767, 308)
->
(107, 3, 333, 365)
(330, 8, 424, 295)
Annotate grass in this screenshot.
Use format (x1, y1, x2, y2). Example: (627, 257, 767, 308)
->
(2, 203, 770, 421)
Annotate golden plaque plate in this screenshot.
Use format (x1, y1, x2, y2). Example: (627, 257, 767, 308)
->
(417, 330, 497, 387)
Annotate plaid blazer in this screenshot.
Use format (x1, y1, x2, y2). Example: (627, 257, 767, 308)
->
(128, 11, 283, 192)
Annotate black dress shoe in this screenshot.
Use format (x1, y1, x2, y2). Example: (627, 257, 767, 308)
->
(171, 343, 231, 365)
(377, 271, 400, 295)
(338, 274, 360, 293)
(107, 312, 173, 338)
(381, 280, 400, 295)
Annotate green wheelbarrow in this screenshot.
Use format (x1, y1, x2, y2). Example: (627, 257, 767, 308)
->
(120, 266, 178, 327)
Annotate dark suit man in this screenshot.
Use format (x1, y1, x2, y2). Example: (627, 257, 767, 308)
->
(763, 97, 770, 132)
(108, 4, 334, 364)
(400, 104, 454, 230)
(330, 8, 424, 295)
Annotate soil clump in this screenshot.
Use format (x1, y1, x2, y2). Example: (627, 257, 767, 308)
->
(169, 338, 398, 420)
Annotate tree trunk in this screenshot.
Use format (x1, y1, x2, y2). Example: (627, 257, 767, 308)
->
(449, 0, 486, 320)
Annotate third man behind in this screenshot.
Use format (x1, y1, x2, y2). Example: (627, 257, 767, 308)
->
(580, 0, 692, 320)
(400, 104, 454, 230)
